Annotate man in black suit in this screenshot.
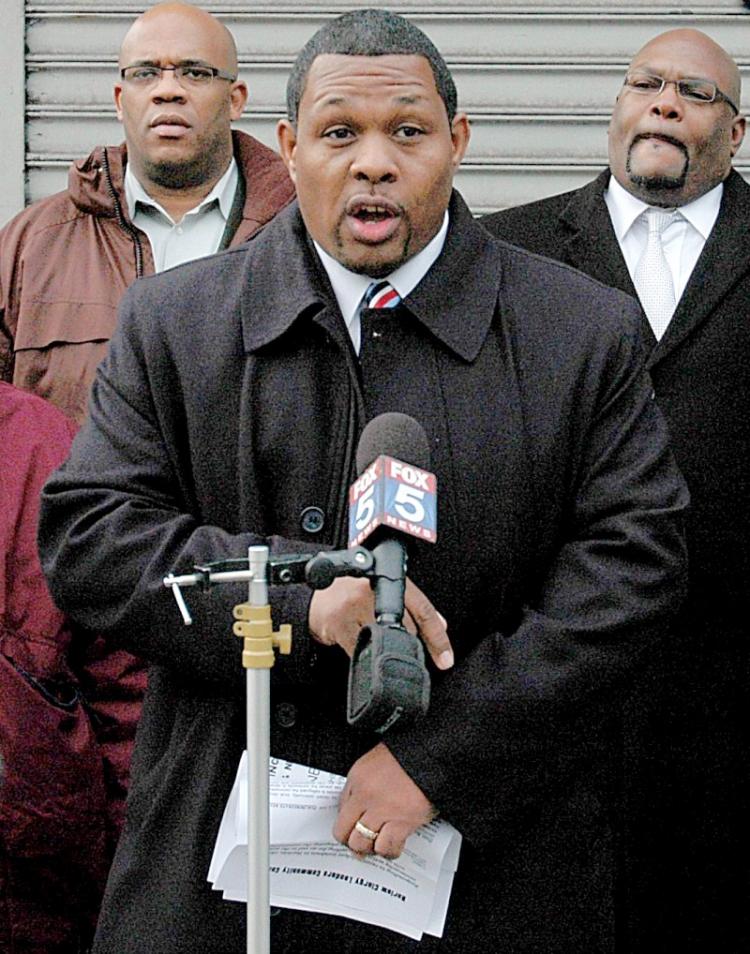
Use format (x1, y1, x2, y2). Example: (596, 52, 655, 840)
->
(40, 11, 688, 953)
(483, 28, 747, 953)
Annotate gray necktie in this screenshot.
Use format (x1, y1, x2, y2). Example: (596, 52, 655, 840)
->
(634, 208, 678, 340)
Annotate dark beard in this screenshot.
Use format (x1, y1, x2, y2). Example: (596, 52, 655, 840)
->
(344, 257, 407, 279)
(333, 220, 414, 279)
(625, 134, 688, 198)
(628, 172, 685, 192)
(142, 154, 220, 191)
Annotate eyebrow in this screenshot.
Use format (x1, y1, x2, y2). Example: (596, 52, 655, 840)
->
(318, 91, 427, 108)
(634, 65, 719, 84)
(126, 58, 213, 68)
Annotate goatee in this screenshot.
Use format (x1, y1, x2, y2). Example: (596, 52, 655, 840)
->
(625, 134, 688, 195)
(628, 172, 685, 192)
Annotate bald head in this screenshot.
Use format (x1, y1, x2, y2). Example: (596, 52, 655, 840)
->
(608, 28, 745, 206)
(631, 29, 741, 109)
(119, 2, 239, 75)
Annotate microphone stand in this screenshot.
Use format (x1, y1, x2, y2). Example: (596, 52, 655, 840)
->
(234, 546, 291, 954)
(164, 545, 291, 954)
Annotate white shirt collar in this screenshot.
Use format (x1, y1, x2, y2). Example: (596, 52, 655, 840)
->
(124, 158, 238, 225)
(606, 173, 723, 241)
(313, 211, 450, 339)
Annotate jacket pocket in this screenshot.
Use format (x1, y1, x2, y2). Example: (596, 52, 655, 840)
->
(0, 628, 81, 711)
(11, 302, 116, 421)
(14, 300, 116, 350)
(2, 654, 81, 709)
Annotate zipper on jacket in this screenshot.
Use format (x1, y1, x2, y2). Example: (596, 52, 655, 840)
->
(101, 147, 145, 279)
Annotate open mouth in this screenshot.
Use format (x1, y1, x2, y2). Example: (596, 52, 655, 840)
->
(352, 204, 395, 223)
(345, 197, 402, 244)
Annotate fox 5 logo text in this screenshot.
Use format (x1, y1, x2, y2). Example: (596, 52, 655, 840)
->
(348, 456, 437, 548)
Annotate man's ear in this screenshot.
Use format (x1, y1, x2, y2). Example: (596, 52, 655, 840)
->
(114, 83, 124, 122)
(229, 81, 248, 121)
(730, 115, 746, 157)
(449, 112, 471, 169)
(277, 119, 298, 183)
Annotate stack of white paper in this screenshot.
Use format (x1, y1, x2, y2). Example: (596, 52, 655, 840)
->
(208, 755, 462, 940)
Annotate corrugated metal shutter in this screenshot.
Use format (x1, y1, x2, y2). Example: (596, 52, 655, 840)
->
(12, 1, 750, 219)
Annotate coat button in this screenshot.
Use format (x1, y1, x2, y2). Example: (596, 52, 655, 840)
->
(276, 702, 297, 728)
(300, 506, 325, 534)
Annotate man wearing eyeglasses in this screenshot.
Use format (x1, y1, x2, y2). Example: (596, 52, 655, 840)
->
(0, 1, 294, 425)
(483, 28, 747, 954)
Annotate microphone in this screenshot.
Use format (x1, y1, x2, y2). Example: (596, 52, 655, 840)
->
(346, 413, 437, 733)
(163, 413, 436, 735)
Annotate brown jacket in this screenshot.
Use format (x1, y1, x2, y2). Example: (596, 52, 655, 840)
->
(0, 130, 294, 423)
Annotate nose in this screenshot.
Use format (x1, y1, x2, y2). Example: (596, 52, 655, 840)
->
(150, 67, 186, 101)
(649, 79, 683, 120)
(350, 132, 398, 184)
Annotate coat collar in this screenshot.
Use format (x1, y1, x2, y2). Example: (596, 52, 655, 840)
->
(67, 131, 294, 235)
(240, 191, 504, 363)
(68, 143, 127, 218)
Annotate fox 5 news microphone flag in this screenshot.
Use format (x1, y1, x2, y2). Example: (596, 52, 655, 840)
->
(348, 455, 437, 548)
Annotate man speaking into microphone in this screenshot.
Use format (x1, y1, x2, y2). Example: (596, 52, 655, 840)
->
(39, 10, 688, 954)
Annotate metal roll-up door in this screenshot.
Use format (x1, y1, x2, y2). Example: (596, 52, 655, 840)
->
(4, 0, 749, 223)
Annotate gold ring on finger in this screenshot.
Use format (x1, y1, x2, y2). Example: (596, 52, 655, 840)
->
(354, 820, 379, 841)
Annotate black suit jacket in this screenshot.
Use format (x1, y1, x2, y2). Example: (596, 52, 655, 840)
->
(484, 169, 750, 631)
(40, 193, 688, 954)
(483, 170, 750, 951)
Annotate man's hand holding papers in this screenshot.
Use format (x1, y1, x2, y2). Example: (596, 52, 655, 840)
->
(208, 755, 462, 941)
(334, 743, 437, 859)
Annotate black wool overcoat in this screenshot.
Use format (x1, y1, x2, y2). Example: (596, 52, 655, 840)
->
(41, 193, 688, 954)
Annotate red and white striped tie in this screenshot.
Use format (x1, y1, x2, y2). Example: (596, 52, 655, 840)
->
(362, 280, 401, 310)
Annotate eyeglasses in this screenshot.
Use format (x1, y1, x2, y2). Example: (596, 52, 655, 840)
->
(120, 63, 237, 87)
(623, 72, 740, 116)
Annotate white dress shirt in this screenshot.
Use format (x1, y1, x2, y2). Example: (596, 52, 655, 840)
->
(313, 212, 450, 354)
(604, 174, 722, 303)
(125, 159, 239, 272)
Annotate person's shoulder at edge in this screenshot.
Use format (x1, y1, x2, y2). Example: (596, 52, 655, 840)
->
(0, 189, 79, 251)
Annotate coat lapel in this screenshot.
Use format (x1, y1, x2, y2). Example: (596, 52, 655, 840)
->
(557, 171, 656, 347)
(407, 192, 504, 362)
(652, 170, 750, 366)
(239, 201, 328, 353)
(557, 171, 638, 299)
